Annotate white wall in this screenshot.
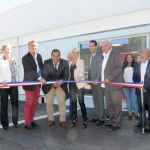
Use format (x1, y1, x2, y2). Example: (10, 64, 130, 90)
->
(0, 0, 150, 41)
(1, 8, 150, 48)
(78, 0, 150, 22)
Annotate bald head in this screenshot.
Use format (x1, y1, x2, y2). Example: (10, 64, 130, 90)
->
(101, 41, 112, 53)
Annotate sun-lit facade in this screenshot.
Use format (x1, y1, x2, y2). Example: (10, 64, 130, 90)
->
(0, 0, 150, 97)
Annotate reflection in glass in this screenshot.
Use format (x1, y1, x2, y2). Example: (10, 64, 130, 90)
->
(111, 36, 146, 60)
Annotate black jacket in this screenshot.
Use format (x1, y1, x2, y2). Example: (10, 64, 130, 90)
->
(133, 60, 150, 94)
(42, 58, 69, 95)
(22, 52, 43, 91)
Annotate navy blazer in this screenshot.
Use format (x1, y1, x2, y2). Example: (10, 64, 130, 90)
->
(42, 58, 69, 95)
(133, 59, 150, 94)
(22, 52, 43, 91)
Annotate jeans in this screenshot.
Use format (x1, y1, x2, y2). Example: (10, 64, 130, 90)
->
(123, 87, 139, 114)
(65, 92, 72, 117)
(69, 84, 87, 122)
(104, 97, 109, 117)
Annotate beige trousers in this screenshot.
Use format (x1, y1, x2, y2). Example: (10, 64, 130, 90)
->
(45, 87, 66, 122)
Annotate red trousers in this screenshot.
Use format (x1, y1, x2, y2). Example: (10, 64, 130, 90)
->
(24, 85, 40, 126)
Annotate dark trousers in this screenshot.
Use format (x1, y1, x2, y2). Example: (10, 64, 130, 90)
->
(69, 84, 87, 122)
(136, 90, 150, 124)
(105, 89, 122, 127)
(0, 87, 18, 128)
(69, 100, 72, 117)
(65, 92, 72, 116)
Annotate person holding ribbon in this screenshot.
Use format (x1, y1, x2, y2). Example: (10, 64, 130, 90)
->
(88, 40, 105, 126)
(0, 43, 18, 130)
(101, 41, 123, 131)
(22, 40, 46, 130)
(122, 54, 139, 121)
(42, 49, 69, 128)
(133, 48, 150, 129)
(69, 48, 88, 129)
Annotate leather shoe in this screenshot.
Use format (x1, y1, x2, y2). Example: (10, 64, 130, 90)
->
(3, 127, 9, 130)
(25, 124, 36, 130)
(88, 118, 99, 122)
(31, 121, 39, 127)
(60, 121, 67, 128)
(14, 123, 19, 128)
(102, 123, 113, 128)
(109, 126, 121, 131)
(48, 121, 55, 127)
(97, 120, 104, 126)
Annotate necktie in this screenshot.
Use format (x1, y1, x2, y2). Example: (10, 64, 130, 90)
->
(54, 63, 58, 80)
(54, 63, 57, 70)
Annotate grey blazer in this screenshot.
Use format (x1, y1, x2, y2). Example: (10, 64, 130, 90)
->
(104, 49, 123, 91)
(88, 51, 103, 81)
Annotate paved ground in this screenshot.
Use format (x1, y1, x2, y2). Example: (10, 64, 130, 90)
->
(0, 98, 150, 150)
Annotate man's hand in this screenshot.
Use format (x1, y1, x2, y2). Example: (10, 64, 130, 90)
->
(53, 83, 58, 88)
(104, 78, 110, 84)
(143, 88, 147, 92)
(76, 76, 81, 83)
(2, 80, 7, 87)
(39, 78, 46, 85)
(92, 82, 98, 86)
(57, 82, 63, 87)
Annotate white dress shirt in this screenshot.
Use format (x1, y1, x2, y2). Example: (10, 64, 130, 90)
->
(101, 48, 112, 87)
(34, 53, 40, 73)
(140, 59, 148, 82)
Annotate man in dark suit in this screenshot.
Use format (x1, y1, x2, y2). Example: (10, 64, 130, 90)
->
(22, 40, 46, 130)
(133, 48, 150, 128)
(88, 40, 105, 126)
(42, 49, 69, 128)
(101, 41, 123, 131)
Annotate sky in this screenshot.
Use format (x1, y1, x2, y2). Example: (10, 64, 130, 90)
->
(0, 0, 36, 15)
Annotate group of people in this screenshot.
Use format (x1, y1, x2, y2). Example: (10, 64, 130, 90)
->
(0, 40, 150, 132)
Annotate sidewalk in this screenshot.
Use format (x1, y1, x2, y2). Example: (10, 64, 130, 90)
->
(0, 96, 150, 150)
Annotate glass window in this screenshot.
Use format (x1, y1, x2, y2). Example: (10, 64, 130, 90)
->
(111, 36, 146, 60)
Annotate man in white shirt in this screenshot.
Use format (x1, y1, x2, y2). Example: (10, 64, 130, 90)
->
(133, 48, 150, 129)
(101, 41, 123, 131)
(22, 40, 46, 130)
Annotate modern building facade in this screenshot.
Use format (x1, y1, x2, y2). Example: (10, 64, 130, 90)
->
(0, 0, 150, 96)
